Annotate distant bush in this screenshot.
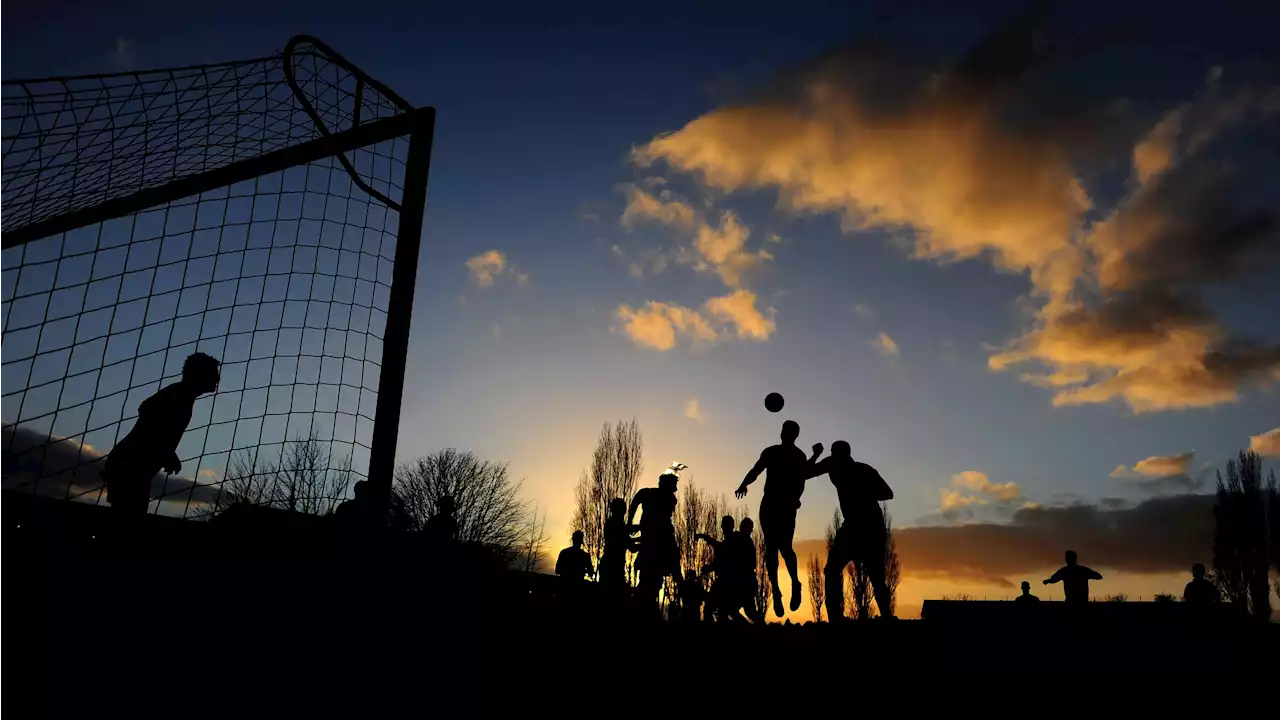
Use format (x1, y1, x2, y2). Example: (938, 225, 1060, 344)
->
(1153, 593, 1177, 603)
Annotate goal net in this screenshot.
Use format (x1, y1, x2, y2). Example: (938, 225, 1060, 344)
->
(2, 36, 432, 519)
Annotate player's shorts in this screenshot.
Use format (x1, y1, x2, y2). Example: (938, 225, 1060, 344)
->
(828, 520, 886, 568)
(758, 498, 797, 547)
(102, 458, 155, 515)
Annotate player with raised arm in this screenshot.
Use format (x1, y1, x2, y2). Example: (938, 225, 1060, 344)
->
(736, 420, 822, 618)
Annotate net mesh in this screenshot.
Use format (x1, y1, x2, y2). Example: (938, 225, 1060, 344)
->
(1, 38, 418, 519)
(2, 37, 411, 235)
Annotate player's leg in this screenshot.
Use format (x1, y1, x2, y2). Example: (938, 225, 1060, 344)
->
(759, 504, 784, 617)
(857, 530, 894, 619)
(825, 527, 851, 621)
(779, 511, 802, 611)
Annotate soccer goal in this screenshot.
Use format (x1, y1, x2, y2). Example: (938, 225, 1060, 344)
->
(1, 36, 433, 519)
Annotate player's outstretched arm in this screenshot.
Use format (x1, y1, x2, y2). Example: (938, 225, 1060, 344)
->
(736, 454, 768, 498)
(799, 457, 831, 482)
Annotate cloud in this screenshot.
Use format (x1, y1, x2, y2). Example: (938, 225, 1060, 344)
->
(683, 398, 705, 423)
(940, 488, 983, 512)
(951, 470, 1022, 502)
(1110, 451, 1201, 493)
(614, 289, 775, 351)
(620, 185, 772, 289)
(799, 493, 1217, 586)
(693, 210, 773, 288)
(1111, 451, 1195, 478)
(872, 332, 899, 357)
(632, 13, 1280, 413)
(939, 470, 1022, 517)
(703, 289, 776, 341)
(465, 250, 506, 288)
(614, 301, 717, 351)
(2, 423, 220, 508)
(465, 250, 528, 289)
(1249, 428, 1280, 457)
(620, 184, 697, 231)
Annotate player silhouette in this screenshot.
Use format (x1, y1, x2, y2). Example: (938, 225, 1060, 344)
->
(736, 421, 821, 617)
(102, 352, 220, 515)
(799, 441, 894, 620)
(1182, 563, 1220, 606)
(424, 495, 459, 546)
(600, 498, 635, 587)
(733, 517, 760, 621)
(556, 530, 594, 581)
(1043, 550, 1102, 604)
(696, 515, 737, 620)
(1015, 581, 1040, 603)
(629, 463, 685, 608)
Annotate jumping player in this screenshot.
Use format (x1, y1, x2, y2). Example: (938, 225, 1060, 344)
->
(736, 421, 822, 617)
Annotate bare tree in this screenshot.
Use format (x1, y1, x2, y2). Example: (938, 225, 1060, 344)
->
(807, 553, 825, 622)
(881, 504, 901, 618)
(753, 519, 770, 621)
(675, 478, 724, 577)
(392, 448, 529, 564)
(202, 426, 353, 519)
(517, 504, 549, 573)
(1212, 450, 1274, 619)
(571, 419, 643, 578)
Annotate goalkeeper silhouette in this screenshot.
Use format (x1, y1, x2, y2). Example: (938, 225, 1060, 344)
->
(102, 352, 221, 515)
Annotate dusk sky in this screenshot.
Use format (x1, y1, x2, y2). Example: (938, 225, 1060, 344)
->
(5, 0, 1279, 617)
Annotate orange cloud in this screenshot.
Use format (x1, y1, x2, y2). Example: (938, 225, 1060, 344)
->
(951, 470, 1021, 502)
(615, 289, 775, 351)
(683, 398, 705, 423)
(939, 471, 1022, 516)
(871, 332, 899, 357)
(703, 289, 775, 341)
(1111, 451, 1195, 478)
(620, 184, 698, 231)
(465, 250, 527, 289)
(613, 301, 717, 351)
(1249, 428, 1280, 457)
(620, 185, 772, 289)
(940, 488, 983, 512)
(633, 31, 1280, 412)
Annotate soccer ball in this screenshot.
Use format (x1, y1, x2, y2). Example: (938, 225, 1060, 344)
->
(764, 392, 784, 413)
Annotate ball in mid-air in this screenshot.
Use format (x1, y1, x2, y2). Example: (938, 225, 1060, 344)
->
(764, 392, 785, 413)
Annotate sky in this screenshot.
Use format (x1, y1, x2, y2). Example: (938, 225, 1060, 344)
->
(4, 0, 1280, 618)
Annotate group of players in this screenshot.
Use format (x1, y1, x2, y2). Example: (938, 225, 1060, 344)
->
(562, 417, 897, 622)
(102, 352, 895, 621)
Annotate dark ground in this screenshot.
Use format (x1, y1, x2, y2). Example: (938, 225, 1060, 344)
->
(6, 493, 1277, 716)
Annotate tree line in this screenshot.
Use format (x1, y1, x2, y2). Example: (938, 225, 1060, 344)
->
(202, 426, 550, 571)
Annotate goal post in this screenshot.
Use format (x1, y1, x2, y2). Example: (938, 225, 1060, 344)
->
(1, 35, 433, 520)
